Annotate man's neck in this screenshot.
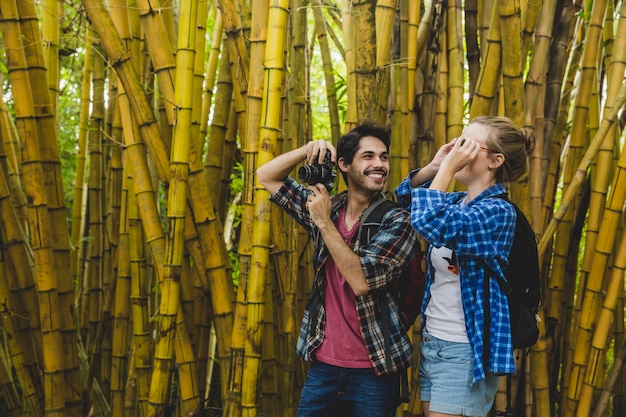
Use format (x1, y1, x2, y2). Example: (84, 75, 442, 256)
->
(343, 191, 381, 227)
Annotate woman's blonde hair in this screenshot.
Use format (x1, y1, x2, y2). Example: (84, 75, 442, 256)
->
(470, 116, 535, 183)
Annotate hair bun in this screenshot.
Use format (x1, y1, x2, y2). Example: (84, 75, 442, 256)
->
(520, 127, 536, 156)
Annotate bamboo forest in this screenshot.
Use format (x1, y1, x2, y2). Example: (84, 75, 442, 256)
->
(0, 0, 624, 416)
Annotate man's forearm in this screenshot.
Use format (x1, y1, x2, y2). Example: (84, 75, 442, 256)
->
(317, 220, 369, 296)
(257, 146, 307, 194)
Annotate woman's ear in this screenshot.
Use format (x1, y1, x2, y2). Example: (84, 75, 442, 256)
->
(490, 153, 505, 170)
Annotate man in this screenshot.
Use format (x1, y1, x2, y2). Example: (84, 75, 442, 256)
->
(257, 121, 418, 417)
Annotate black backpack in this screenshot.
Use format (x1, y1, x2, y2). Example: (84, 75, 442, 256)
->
(358, 198, 426, 330)
(486, 194, 541, 349)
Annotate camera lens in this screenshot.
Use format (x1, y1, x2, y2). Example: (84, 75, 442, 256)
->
(298, 165, 321, 184)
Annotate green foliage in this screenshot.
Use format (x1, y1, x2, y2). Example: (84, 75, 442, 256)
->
(227, 162, 244, 286)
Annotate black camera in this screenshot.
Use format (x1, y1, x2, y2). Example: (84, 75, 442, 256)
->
(298, 151, 336, 192)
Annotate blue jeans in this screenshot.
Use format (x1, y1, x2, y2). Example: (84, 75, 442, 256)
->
(296, 362, 400, 417)
(419, 332, 500, 417)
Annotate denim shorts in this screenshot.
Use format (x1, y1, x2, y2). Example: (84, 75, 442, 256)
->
(296, 362, 400, 417)
(418, 332, 500, 417)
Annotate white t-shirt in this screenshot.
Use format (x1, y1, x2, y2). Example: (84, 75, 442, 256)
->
(424, 245, 469, 343)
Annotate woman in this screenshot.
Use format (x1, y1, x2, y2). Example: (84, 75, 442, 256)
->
(395, 116, 535, 417)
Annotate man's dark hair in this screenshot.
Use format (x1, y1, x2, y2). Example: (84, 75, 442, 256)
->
(336, 120, 390, 165)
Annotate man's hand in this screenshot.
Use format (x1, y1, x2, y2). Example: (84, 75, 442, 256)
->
(304, 140, 337, 166)
(257, 139, 337, 195)
(306, 183, 332, 228)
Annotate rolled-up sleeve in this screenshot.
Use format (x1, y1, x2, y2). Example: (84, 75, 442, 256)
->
(357, 208, 418, 292)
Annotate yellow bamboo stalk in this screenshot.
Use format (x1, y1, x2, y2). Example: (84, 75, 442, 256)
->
(408, 0, 435, 170)
(0, 252, 42, 417)
(577, 0, 626, 331)
(204, 38, 233, 213)
(446, 0, 464, 139)
(216, 0, 251, 96)
(528, 311, 551, 417)
(135, 0, 177, 127)
(591, 336, 626, 417)
(175, 304, 202, 416)
(200, 1, 223, 145)
(470, 0, 502, 118)
(0, 74, 22, 175)
(110, 166, 132, 416)
(224, 0, 270, 413)
(543, 26, 581, 330)
(341, 0, 357, 129)
(71, 31, 92, 326)
(267, 208, 299, 416)
(464, 0, 480, 102)
(41, 0, 61, 113)
(524, 0, 557, 230)
(286, 0, 310, 150)
(241, 0, 289, 414)
(576, 217, 626, 416)
(0, 97, 44, 412)
(82, 0, 170, 182)
(546, 8, 609, 400)
(539, 0, 579, 209)
(537, 79, 626, 257)
(15, 2, 82, 412)
(192, 0, 210, 153)
(0, 333, 22, 417)
(0, 3, 65, 415)
(435, 29, 448, 147)
(260, 272, 279, 414)
(562, 124, 626, 417)
(389, 0, 409, 190)
(374, 0, 396, 119)
(376, 0, 396, 69)
(148, 0, 199, 414)
(558, 0, 608, 252)
(127, 160, 152, 417)
(407, 0, 420, 111)
(84, 18, 233, 396)
(524, 0, 556, 128)
(353, 0, 381, 122)
(84, 43, 106, 353)
(135, 3, 238, 406)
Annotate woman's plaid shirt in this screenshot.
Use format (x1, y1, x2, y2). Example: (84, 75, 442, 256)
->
(270, 177, 418, 376)
(396, 173, 517, 382)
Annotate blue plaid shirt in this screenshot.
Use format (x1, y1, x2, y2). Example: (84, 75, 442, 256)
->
(270, 177, 418, 375)
(395, 171, 517, 382)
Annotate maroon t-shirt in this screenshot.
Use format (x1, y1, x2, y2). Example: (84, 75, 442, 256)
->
(314, 207, 371, 368)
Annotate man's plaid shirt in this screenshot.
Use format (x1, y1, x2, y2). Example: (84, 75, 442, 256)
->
(396, 173, 517, 382)
(270, 177, 418, 375)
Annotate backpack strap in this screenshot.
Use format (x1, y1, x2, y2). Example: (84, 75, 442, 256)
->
(359, 196, 411, 394)
(358, 197, 397, 244)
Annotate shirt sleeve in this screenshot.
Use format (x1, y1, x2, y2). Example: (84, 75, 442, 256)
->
(394, 169, 425, 209)
(357, 207, 419, 292)
(409, 186, 515, 271)
(268, 177, 314, 233)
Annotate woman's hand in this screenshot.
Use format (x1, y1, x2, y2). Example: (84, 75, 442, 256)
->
(440, 137, 481, 173)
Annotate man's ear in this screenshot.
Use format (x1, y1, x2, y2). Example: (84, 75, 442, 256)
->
(337, 157, 349, 173)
